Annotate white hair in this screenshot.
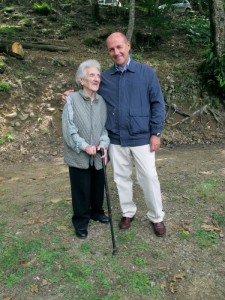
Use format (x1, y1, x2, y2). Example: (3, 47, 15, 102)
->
(75, 59, 101, 87)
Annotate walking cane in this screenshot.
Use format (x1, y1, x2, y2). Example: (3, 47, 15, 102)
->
(97, 148, 117, 255)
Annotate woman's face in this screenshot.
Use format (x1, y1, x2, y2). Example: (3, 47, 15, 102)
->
(81, 67, 101, 93)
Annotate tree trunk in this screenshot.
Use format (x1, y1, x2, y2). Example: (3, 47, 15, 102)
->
(209, 0, 225, 58)
(0, 41, 24, 59)
(91, 0, 101, 22)
(155, 0, 160, 9)
(197, 0, 204, 14)
(0, 40, 69, 53)
(126, 0, 135, 42)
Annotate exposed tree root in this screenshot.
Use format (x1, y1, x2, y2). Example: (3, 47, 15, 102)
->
(165, 103, 225, 126)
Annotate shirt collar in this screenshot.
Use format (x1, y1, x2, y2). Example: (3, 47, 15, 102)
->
(115, 57, 131, 73)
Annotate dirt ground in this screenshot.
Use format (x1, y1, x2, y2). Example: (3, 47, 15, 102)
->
(1, 3, 225, 299)
(1, 143, 225, 299)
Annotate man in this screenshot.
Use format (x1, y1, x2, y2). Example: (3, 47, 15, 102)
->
(63, 32, 166, 237)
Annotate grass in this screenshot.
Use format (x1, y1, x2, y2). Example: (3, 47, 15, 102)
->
(0, 221, 165, 298)
(193, 229, 219, 249)
(1, 156, 225, 299)
(211, 212, 225, 225)
(1, 163, 223, 294)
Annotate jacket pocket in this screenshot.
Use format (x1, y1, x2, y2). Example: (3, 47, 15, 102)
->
(129, 110, 149, 135)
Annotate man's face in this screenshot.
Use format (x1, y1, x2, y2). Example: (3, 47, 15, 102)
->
(106, 33, 130, 68)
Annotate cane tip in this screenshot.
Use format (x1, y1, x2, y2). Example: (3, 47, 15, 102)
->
(112, 248, 118, 255)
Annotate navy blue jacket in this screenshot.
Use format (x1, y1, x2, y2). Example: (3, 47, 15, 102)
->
(98, 59, 166, 146)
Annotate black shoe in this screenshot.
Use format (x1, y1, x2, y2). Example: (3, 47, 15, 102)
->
(91, 214, 109, 224)
(75, 229, 88, 239)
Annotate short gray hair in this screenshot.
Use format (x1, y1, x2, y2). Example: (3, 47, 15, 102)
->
(75, 59, 101, 88)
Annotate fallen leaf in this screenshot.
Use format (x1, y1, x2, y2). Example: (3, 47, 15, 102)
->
(31, 284, 39, 293)
(181, 194, 190, 200)
(64, 197, 71, 202)
(50, 198, 71, 203)
(182, 230, 190, 235)
(181, 223, 191, 232)
(26, 218, 51, 225)
(3, 294, 15, 300)
(201, 224, 220, 231)
(50, 198, 63, 203)
(199, 171, 213, 175)
(41, 279, 48, 286)
(19, 257, 36, 268)
(55, 262, 62, 270)
(56, 226, 67, 231)
(172, 272, 185, 281)
(169, 282, 178, 293)
(160, 281, 167, 289)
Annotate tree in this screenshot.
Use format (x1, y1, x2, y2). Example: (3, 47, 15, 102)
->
(209, 0, 225, 58)
(90, 0, 101, 22)
(126, 0, 135, 41)
(199, 0, 225, 103)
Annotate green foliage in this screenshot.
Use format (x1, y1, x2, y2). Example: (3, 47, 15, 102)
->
(0, 25, 19, 39)
(18, 18, 32, 27)
(131, 52, 143, 61)
(0, 82, 11, 92)
(0, 61, 6, 73)
(128, 271, 161, 296)
(38, 249, 61, 268)
(179, 230, 191, 240)
(176, 16, 210, 45)
(199, 51, 225, 102)
(83, 37, 101, 47)
(211, 212, 225, 225)
(193, 229, 219, 249)
(196, 178, 220, 201)
(0, 133, 15, 144)
(133, 256, 148, 267)
(40, 127, 49, 135)
(60, 21, 82, 38)
(0, 238, 42, 271)
(33, 2, 51, 15)
(137, 0, 158, 15)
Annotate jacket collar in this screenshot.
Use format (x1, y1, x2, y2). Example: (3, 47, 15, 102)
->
(78, 89, 100, 102)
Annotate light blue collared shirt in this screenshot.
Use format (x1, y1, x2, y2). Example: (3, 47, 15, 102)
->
(115, 57, 131, 73)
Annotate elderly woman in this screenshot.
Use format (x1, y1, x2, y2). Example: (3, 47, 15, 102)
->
(62, 59, 110, 239)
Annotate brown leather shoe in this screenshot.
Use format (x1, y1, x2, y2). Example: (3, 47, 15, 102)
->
(151, 221, 166, 237)
(119, 217, 134, 229)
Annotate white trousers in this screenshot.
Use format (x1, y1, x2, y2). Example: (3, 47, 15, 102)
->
(109, 144, 165, 223)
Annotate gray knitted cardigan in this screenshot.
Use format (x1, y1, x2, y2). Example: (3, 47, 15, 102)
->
(62, 89, 110, 170)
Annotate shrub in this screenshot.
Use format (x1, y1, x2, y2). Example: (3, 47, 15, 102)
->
(33, 2, 51, 15)
(0, 133, 15, 144)
(199, 51, 225, 104)
(0, 81, 11, 92)
(0, 25, 19, 39)
(83, 37, 101, 47)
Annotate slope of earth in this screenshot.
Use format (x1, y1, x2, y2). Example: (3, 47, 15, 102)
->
(0, 3, 225, 163)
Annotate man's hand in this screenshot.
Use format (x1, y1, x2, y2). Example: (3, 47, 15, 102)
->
(149, 135, 161, 152)
(61, 89, 74, 104)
